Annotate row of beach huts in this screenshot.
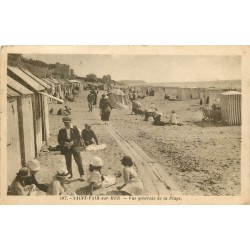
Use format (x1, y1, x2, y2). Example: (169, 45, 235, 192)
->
(6, 66, 86, 185)
(136, 85, 242, 126)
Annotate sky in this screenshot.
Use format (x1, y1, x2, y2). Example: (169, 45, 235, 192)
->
(24, 54, 241, 83)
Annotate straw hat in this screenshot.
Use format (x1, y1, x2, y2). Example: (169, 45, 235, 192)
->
(104, 96, 109, 99)
(91, 157, 104, 167)
(26, 159, 40, 172)
(56, 168, 68, 179)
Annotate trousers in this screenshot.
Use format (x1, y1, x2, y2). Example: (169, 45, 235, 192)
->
(64, 150, 84, 176)
(88, 101, 93, 111)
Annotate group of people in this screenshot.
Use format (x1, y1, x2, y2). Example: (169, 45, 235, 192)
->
(58, 117, 99, 180)
(87, 90, 112, 124)
(87, 89, 99, 112)
(144, 109, 182, 126)
(9, 88, 146, 197)
(9, 154, 143, 196)
(131, 100, 182, 126)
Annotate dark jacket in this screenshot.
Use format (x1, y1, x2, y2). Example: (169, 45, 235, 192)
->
(101, 99, 112, 112)
(57, 127, 83, 155)
(81, 129, 98, 145)
(87, 93, 95, 102)
(99, 97, 105, 109)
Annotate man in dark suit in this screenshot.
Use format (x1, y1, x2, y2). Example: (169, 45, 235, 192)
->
(57, 117, 85, 180)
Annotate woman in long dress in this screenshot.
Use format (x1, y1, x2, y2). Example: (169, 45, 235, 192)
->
(100, 96, 112, 125)
(117, 156, 143, 195)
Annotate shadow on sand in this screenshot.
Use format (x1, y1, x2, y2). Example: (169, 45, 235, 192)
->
(193, 120, 228, 128)
(75, 186, 91, 195)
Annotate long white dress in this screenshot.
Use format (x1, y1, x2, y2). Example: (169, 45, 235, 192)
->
(121, 167, 143, 195)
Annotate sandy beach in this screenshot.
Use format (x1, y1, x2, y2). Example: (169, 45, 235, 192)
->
(36, 89, 241, 196)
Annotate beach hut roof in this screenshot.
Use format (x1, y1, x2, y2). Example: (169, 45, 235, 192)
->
(221, 91, 241, 95)
(20, 68, 51, 89)
(7, 86, 21, 97)
(68, 79, 80, 83)
(48, 78, 61, 84)
(41, 78, 55, 86)
(7, 76, 33, 95)
(8, 66, 45, 92)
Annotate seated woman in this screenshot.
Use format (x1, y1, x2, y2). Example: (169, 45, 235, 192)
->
(152, 111, 166, 126)
(9, 167, 35, 196)
(87, 157, 105, 195)
(144, 108, 157, 121)
(47, 168, 68, 195)
(26, 159, 48, 193)
(132, 100, 144, 115)
(117, 156, 143, 196)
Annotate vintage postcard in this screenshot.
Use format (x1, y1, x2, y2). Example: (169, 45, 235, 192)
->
(0, 46, 249, 205)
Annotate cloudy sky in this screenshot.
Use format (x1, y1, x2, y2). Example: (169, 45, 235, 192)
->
(24, 54, 241, 83)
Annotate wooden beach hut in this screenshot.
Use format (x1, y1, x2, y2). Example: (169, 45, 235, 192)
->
(220, 91, 241, 125)
(190, 88, 200, 99)
(164, 87, 178, 98)
(177, 87, 191, 100)
(203, 88, 224, 107)
(8, 67, 49, 154)
(42, 78, 56, 95)
(7, 77, 34, 184)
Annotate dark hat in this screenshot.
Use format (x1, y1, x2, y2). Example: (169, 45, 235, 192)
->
(102, 94, 106, 97)
(85, 124, 91, 129)
(121, 156, 133, 167)
(62, 116, 72, 122)
(17, 167, 30, 178)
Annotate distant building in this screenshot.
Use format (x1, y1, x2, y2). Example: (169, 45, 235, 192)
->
(51, 62, 71, 78)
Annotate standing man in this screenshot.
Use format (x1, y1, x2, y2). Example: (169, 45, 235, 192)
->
(93, 88, 99, 106)
(58, 117, 85, 180)
(87, 90, 95, 112)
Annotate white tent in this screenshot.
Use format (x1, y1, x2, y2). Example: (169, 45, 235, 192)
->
(108, 89, 130, 109)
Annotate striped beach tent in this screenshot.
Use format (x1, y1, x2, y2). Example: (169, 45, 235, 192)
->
(220, 91, 241, 125)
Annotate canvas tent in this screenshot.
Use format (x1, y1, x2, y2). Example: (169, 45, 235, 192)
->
(108, 89, 130, 109)
(220, 91, 241, 125)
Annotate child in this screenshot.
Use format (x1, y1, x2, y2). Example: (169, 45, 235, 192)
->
(47, 168, 68, 195)
(88, 157, 105, 195)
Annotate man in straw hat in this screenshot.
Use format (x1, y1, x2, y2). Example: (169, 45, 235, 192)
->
(58, 117, 85, 180)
